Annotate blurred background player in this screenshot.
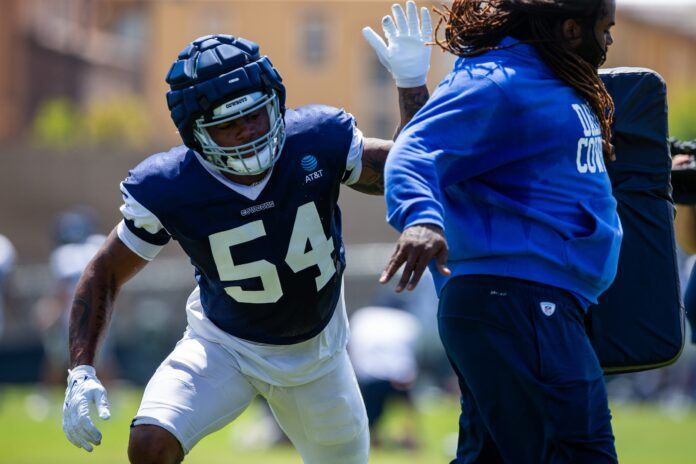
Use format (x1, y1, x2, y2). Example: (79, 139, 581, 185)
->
(380, 270, 454, 392)
(61, 3, 433, 463)
(349, 303, 421, 449)
(668, 139, 696, 404)
(673, 138, 696, 346)
(347, 268, 453, 450)
(0, 233, 17, 341)
(670, 139, 696, 344)
(381, 0, 622, 462)
(32, 208, 110, 386)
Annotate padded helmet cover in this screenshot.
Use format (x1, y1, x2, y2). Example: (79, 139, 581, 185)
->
(165, 35, 286, 150)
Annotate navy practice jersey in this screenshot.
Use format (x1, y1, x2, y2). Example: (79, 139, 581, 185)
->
(119, 105, 361, 344)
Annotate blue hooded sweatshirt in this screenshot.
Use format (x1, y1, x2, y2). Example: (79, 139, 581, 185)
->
(385, 37, 623, 306)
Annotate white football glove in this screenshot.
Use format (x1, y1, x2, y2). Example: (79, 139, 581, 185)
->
(62, 365, 111, 452)
(362, 1, 433, 88)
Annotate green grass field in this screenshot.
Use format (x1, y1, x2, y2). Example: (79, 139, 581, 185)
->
(1, 386, 695, 463)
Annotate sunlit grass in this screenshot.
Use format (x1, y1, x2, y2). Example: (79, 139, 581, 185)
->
(0, 386, 695, 463)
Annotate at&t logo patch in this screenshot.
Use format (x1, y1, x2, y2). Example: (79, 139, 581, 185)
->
(301, 155, 318, 172)
(540, 302, 556, 316)
(301, 154, 323, 184)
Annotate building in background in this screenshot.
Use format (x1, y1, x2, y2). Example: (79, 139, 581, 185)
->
(0, 0, 147, 141)
(607, 3, 696, 94)
(0, 0, 27, 141)
(0, 0, 453, 146)
(1, 0, 694, 145)
(139, 0, 454, 143)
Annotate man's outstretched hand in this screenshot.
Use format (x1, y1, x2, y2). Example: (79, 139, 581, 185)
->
(362, 1, 433, 88)
(380, 224, 450, 292)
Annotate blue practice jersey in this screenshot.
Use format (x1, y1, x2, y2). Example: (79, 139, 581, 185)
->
(120, 105, 360, 344)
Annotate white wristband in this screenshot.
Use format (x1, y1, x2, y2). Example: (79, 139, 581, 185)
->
(396, 75, 428, 88)
(67, 365, 97, 383)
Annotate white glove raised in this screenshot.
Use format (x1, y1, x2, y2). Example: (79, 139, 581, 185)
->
(362, 1, 433, 88)
(62, 365, 111, 452)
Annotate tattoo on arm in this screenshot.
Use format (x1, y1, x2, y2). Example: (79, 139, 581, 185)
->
(349, 85, 429, 196)
(349, 138, 392, 195)
(395, 85, 430, 139)
(69, 270, 116, 367)
(68, 230, 148, 367)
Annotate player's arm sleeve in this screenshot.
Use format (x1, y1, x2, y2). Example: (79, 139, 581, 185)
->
(342, 115, 364, 186)
(117, 183, 171, 261)
(385, 77, 517, 232)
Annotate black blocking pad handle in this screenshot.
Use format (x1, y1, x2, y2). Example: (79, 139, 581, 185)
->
(588, 68, 684, 374)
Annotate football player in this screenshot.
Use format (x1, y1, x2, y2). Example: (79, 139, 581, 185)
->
(0, 233, 15, 340)
(61, 2, 432, 464)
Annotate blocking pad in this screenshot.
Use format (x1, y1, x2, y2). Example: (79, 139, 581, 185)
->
(587, 68, 684, 374)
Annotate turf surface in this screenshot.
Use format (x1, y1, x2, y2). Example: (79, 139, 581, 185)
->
(1, 386, 694, 463)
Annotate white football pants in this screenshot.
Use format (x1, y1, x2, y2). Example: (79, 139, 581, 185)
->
(132, 333, 369, 463)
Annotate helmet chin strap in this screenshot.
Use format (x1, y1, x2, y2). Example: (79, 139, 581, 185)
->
(577, 24, 606, 68)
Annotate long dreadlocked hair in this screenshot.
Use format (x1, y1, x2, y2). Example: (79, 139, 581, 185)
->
(435, 0, 615, 161)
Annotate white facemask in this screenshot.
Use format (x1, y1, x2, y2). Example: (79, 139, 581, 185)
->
(193, 91, 285, 176)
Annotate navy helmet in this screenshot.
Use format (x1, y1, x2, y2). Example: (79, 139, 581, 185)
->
(54, 207, 97, 246)
(166, 35, 286, 175)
